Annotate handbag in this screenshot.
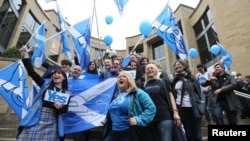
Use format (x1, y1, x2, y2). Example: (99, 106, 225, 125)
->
(197, 101, 205, 115)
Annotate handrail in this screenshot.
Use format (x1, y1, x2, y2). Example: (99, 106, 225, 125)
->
(234, 90, 250, 99)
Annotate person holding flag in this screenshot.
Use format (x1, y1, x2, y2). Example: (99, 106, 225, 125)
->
(17, 46, 70, 141)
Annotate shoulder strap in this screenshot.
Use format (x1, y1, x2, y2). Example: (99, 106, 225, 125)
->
(129, 92, 136, 117)
(180, 81, 186, 107)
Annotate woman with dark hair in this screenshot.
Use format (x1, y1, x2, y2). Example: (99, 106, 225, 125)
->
(17, 46, 70, 141)
(172, 59, 203, 141)
(85, 60, 98, 74)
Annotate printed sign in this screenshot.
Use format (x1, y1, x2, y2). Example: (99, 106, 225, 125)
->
(44, 90, 70, 105)
(127, 70, 136, 79)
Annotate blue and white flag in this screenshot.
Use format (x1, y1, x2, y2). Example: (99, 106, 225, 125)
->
(56, 2, 71, 59)
(0, 62, 117, 133)
(153, 4, 188, 59)
(31, 22, 46, 68)
(68, 17, 92, 69)
(217, 43, 233, 70)
(62, 74, 117, 134)
(0, 60, 29, 120)
(122, 55, 130, 67)
(114, 0, 129, 17)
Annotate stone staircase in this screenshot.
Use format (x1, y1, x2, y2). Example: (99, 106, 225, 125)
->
(0, 114, 249, 141)
(201, 116, 250, 141)
(0, 114, 103, 141)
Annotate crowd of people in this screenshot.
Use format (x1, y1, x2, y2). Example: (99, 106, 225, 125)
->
(16, 46, 249, 141)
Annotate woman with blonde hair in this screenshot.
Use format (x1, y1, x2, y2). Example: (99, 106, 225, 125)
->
(143, 64, 181, 141)
(103, 71, 156, 141)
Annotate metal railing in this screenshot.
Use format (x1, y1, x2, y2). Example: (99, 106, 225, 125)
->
(234, 90, 250, 99)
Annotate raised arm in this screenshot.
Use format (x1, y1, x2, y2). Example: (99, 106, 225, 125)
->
(20, 46, 45, 87)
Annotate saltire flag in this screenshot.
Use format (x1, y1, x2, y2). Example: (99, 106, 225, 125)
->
(56, 2, 71, 59)
(68, 17, 92, 69)
(0, 62, 117, 133)
(153, 4, 188, 60)
(62, 74, 117, 134)
(0, 60, 29, 120)
(122, 55, 130, 67)
(114, 0, 129, 17)
(217, 42, 233, 70)
(31, 22, 46, 68)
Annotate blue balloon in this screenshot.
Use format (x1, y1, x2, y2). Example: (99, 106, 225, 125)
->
(188, 48, 197, 58)
(105, 15, 113, 25)
(210, 45, 220, 55)
(139, 20, 152, 37)
(103, 35, 113, 46)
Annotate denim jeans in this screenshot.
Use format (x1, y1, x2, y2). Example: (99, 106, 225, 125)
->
(204, 91, 212, 122)
(211, 100, 238, 125)
(157, 120, 174, 141)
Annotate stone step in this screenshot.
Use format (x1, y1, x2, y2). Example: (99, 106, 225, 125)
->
(0, 138, 100, 141)
(0, 114, 19, 121)
(0, 128, 17, 138)
(0, 114, 249, 141)
(64, 127, 103, 140)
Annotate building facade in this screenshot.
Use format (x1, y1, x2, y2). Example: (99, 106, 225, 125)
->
(126, 0, 250, 75)
(0, 0, 122, 66)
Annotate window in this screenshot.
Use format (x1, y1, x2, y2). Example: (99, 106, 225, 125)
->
(0, 0, 20, 51)
(17, 11, 40, 48)
(94, 48, 103, 58)
(193, 8, 220, 65)
(152, 40, 167, 72)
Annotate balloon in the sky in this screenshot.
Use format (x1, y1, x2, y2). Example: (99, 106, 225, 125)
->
(188, 48, 198, 58)
(103, 35, 113, 46)
(210, 44, 220, 55)
(139, 20, 152, 38)
(105, 15, 113, 25)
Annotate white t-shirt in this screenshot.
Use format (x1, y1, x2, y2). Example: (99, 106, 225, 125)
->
(175, 80, 192, 107)
(196, 72, 209, 92)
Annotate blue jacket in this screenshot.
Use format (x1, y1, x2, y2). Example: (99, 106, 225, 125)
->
(102, 88, 156, 139)
(129, 88, 156, 126)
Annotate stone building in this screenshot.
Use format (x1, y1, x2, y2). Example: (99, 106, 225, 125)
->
(1, 0, 250, 113)
(0, 0, 124, 66)
(126, 0, 250, 75)
(0, 0, 124, 114)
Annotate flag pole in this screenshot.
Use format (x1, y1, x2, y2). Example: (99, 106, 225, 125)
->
(130, 36, 144, 54)
(93, 0, 103, 58)
(93, 0, 105, 67)
(46, 18, 89, 42)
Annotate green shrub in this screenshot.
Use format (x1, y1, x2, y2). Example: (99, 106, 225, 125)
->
(0, 47, 21, 58)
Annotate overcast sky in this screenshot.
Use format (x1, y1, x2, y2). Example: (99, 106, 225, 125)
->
(38, 0, 200, 50)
